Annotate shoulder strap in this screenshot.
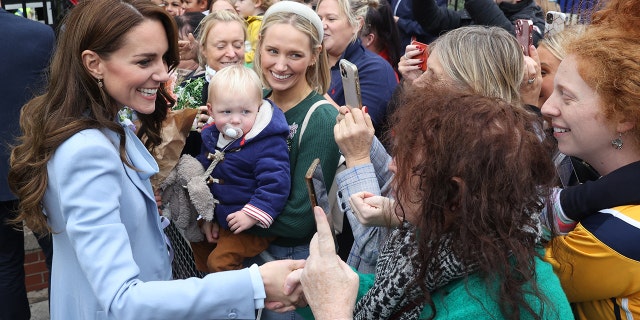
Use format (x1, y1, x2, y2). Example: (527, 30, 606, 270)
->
(295, 99, 348, 234)
(298, 99, 330, 148)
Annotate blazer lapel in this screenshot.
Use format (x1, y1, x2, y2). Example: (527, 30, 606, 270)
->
(101, 127, 158, 202)
(122, 128, 159, 202)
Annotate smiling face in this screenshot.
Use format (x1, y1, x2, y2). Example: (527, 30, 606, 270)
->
(316, 0, 357, 59)
(541, 55, 614, 166)
(165, 0, 184, 16)
(95, 19, 170, 115)
(201, 21, 245, 71)
(259, 23, 316, 97)
(537, 45, 562, 107)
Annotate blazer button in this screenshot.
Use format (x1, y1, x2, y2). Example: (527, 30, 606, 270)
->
(228, 309, 238, 319)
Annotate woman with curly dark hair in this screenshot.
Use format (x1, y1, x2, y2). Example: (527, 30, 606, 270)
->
(7, 0, 303, 318)
(297, 84, 574, 319)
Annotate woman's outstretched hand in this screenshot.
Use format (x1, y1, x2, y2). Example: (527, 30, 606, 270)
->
(300, 206, 358, 320)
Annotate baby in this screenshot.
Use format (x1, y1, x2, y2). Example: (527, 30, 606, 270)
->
(196, 65, 290, 272)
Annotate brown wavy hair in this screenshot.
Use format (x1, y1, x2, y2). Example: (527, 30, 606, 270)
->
(566, 0, 640, 149)
(8, 0, 180, 234)
(390, 84, 557, 319)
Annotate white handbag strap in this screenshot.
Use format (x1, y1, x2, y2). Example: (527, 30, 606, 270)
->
(298, 99, 330, 147)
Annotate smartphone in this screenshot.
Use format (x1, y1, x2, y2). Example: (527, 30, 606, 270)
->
(410, 38, 429, 71)
(339, 59, 362, 109)
(515, 19, 534, 56)
(545, 11, 566, 36)
(305, 158, 337, 240)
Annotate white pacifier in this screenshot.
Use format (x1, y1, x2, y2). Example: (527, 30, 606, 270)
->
(223, 124, 243, 139)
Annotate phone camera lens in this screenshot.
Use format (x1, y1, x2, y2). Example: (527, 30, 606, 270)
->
(546, 13, 553, 24)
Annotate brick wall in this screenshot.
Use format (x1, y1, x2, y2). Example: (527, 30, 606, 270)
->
(24, 248, 49, 292)
(23, 228, 50, 292)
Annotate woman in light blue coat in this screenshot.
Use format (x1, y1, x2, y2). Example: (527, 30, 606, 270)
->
(7, 1, 303, 319)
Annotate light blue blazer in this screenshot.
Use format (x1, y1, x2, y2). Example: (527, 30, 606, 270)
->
(44, 126, 265, 320)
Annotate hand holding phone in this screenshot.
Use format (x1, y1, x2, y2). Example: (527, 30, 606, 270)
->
(305, 159, 337, 240)
(410, 38, 429, 71)
(339, 59, 362, 109)
(515, 19, 533, 56)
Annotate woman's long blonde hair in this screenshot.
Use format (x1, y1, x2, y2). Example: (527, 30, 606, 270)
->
(430, 26, 525, 106)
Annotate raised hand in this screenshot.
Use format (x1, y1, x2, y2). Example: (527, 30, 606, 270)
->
(178, 32, 198, 61)
(334, 106, 375, 168)
(398, 43, 426, 83)
(301, 206, 358, 319)
(520, 44, 543, 108)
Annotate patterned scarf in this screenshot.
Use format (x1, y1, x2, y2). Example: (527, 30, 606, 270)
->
(354, 222, 477, 320)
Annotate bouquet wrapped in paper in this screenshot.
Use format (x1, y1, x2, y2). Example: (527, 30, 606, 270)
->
(150, 108, 199, 190)
(149, 72, 204, 190)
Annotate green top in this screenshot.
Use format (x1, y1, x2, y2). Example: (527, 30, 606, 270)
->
(249, 92, 340, 246)
(298, 254, 573, 319)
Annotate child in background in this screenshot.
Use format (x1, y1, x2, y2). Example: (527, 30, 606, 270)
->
(196, 65, 291, 272)
(183, 0, 209, 13)
(164, 0, 186, 16)
(234, 0, 275, 66)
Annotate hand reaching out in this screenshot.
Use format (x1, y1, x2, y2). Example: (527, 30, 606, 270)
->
(226, 210, 258, 234)
(349, 191, 402, 227)
(301, 206, 358, 319)
(259, 259, 307, 312)
(195, 106, 210, 133)
(178, 32, 198, 61)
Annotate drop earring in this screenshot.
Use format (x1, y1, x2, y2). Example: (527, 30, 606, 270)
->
(611, 133, 623, 150)
(97, 78, 104, 88)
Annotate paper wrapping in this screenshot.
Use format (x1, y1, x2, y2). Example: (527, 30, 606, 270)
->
(150, 108, 199, 190)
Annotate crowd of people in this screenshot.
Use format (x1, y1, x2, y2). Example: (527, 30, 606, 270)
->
(1, 0, 638, 319)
